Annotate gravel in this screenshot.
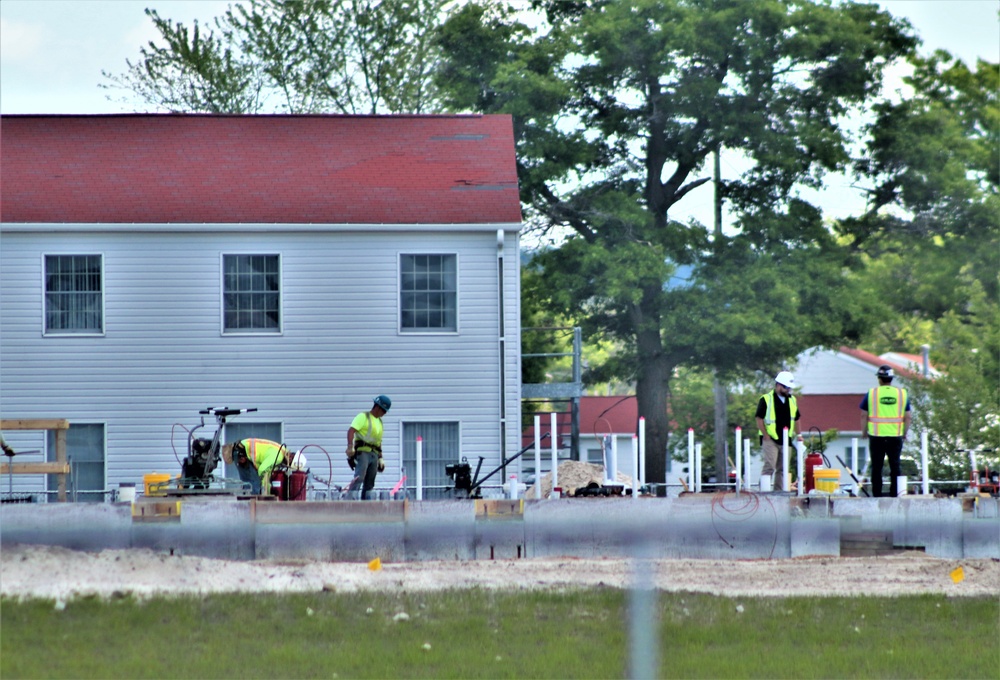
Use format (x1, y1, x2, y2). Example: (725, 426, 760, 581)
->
(3, 544, 998, 601)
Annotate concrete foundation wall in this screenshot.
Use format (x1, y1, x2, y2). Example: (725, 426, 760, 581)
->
(2, 495, 997, 562)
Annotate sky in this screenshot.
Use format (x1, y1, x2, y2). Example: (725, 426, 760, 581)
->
(1, 0, 998, 222)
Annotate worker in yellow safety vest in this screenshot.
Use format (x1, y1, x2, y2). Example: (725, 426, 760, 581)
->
(346, 395, 391, 500)
(755, 371, 801, 491)
(860, 365, 911, 497)
(226, 438, 307, 495)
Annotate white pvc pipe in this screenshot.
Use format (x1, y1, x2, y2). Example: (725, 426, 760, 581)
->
(695, 442, 703, 493)
(534, 415, 542, 500)
(796, 436, 805, 497)
(781, 428, 790, 492)
(638, 417, 646, 486)
(744, 438, 751, 492)
(609, 435, 619, 484)
(687, 428, 695, 492)
(631, 434, 639, 500)
(851, 437, 859, 475)
(416, 437, 423, 501)
(551, 412, 559, 491)
(734, 426, 742, 494)
(921, 431, 929, 496)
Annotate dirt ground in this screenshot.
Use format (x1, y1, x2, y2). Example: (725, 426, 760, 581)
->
(2, 543, 998, 601)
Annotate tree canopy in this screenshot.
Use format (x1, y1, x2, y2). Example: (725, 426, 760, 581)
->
(102, 0, 447, 114)
(436, 0, 918, 482)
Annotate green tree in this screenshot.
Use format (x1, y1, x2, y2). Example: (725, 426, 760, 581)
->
(843, 51, 999, 471)
(436, 0, 915, 483)
(102, 0, 447, 114)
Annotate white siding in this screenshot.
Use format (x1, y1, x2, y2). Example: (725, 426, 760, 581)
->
(0, 224, 522, 495)
(794, 349, 879, 395)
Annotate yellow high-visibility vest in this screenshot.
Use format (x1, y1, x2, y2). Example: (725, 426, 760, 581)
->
(762, 392, 798, 441)
(867, 386, 907, 436)
(241, 438, 286, 492)
(351, 412, 383, 452)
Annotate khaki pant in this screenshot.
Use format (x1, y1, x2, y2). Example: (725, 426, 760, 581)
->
(761, 437, 785, 489)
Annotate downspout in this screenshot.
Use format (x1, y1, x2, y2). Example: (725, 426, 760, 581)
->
(497, 229, 508, 478)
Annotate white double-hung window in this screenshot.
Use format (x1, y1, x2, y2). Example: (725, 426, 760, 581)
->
(399, 254, 457, 333)
(222, 254, 281, 333)
(43, 254, 103, 335)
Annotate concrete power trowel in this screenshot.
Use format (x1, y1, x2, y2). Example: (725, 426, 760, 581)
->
(178, 407, 258, 493)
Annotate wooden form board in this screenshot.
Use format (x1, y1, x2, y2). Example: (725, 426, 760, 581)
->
(0, 418, 70, 502)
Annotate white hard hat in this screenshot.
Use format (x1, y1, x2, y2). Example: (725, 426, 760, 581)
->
(775, 371, 796, 388)
(290, 451, 308, 471)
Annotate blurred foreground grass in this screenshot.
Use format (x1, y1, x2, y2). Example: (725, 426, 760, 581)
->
(2, 589, 997, 679)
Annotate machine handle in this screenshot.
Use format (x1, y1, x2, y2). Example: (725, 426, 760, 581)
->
(199, 407, 258, 417)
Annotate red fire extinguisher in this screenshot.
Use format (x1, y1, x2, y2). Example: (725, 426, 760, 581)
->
(288, 470, 308, 501)
(805, 451, 824, 493)
(270, 469, 288, 501)
(804, 427, 829, 493)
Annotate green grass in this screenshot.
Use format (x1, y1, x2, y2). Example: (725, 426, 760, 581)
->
(2, 590, 997, 679)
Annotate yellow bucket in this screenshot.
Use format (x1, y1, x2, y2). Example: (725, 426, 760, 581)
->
(143, 473, 174, 497)
(814, 468, 840, 493)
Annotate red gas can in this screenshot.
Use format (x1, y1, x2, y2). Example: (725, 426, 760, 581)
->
(288, 470, 308, 501)
(270, 469, 288, 500)
(804, 452, 824, 492)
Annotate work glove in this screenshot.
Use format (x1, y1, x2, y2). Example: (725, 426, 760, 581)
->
(348, 457, 357, 471)
(346, 447, 356, 470)
(377, 456, 385, 473)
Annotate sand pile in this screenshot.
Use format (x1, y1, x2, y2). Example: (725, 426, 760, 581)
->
(525, 460, 634, 499)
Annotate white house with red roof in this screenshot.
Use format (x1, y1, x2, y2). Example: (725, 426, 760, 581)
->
(0, 114, 523, 500)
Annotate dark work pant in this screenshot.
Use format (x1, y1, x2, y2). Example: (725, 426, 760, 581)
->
(869, 436, 904, 497)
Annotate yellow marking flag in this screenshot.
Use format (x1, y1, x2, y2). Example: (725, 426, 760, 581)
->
(950, 566, 964, 583)
(368, 557, 382, 571)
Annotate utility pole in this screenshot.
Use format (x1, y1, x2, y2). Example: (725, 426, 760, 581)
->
(713, 147, 728, 488)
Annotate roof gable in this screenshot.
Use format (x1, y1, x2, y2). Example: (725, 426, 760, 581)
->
(1, 114, 522, 225)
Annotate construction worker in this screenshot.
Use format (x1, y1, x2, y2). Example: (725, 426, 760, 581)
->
(755, 371, 801, 491)
(860, 365, 911, 497)
(346, 395, 391, 500)
(226, 438, 307, 495)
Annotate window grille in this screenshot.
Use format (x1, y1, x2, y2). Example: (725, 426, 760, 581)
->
(44, 255, 102, 333)
(402, 422, 460, 499)
(223, 254, 281, 332)
(400, 254, 457, 332)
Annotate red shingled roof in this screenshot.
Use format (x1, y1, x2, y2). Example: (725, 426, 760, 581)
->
(0, 114, 521, 225)
(837, 346, 922, 379)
